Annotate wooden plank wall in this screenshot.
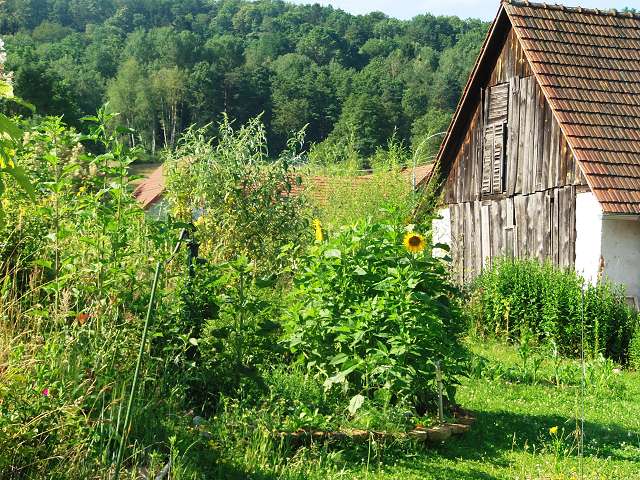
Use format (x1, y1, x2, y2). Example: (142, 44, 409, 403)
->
(445, 27, 586, 283)
(450, 187, 577, 283)
(444, 76, 584, 204)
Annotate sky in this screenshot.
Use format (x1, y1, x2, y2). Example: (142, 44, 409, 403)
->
(288, 0, 640, 21)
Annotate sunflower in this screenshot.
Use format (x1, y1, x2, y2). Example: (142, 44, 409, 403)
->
(403, 232, 426, 254)
(312, 218, 324, 242)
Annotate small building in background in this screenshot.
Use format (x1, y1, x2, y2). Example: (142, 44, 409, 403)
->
(134, 163, 433, 217)
(429, 0, 640, 307)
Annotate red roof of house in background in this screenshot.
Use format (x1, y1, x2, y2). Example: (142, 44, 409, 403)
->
(133, 165, 166, 209)
(133, 163, 433, 210)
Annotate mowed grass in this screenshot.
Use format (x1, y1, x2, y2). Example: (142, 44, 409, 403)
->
(206, 340, 640, 480)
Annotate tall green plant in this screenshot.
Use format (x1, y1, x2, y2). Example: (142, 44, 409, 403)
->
(0, 38, 34, 225)
(283, 220, 467, 412)
(469, 259, 639, 363)
(165, 117, 310, 274)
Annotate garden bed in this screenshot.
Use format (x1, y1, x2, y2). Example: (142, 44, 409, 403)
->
(275, 413, 476, 447)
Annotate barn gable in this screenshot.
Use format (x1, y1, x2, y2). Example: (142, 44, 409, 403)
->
(432, 0, 640, 215)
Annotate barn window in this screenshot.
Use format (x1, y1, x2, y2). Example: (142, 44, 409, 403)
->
(481, 83, 509, 196)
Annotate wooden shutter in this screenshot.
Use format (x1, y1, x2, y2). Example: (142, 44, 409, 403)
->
(487, 83, 509, 124)
(482, 83, 509, 195)
(482, 123, 506, 194)
(492, 122, 506, 193)
(482, 128, 494, 194)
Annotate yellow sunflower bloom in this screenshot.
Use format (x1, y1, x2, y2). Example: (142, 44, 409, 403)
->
(313, 218, 324, 242)
(403, 232, 426, 254)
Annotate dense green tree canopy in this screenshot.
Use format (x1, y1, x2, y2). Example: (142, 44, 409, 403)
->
(0, 0, 488, 157)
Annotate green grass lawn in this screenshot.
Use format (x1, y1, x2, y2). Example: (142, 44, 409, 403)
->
(203, 340, 640, 480)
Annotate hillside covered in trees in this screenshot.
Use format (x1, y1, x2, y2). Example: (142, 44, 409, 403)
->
(0, 0, 487, 158)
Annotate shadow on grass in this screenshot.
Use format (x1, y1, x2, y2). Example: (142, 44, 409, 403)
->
(436, 410, 640, 467)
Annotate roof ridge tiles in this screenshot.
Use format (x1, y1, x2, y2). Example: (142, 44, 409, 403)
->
(503, 0, 640, 21)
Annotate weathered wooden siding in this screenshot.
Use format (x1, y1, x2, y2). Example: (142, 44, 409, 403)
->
(444, 78, 585, 204)
(444, 27, 587, 283)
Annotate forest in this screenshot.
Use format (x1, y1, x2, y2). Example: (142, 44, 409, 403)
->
(0, 0, 487, 159)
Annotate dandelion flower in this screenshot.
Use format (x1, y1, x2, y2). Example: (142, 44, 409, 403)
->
(313, 218, 323, 242)
(403, 232, 426, 254)
(549, 426, 558, 435)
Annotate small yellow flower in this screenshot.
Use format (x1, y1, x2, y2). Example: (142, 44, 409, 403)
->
(313, 218, 323, 242)
(77, 186, 87, 196)
(549, 426, 558, 435)
(403, 232, 426, 253)
(194, 215, 206, 227)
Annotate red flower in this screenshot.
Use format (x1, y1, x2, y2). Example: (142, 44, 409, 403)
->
(42, 388, 49, 396)
(77, 313, 90, 325)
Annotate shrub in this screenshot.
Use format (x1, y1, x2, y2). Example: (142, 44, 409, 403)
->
(469, 259, 639, 363)
(282, 220, 467, 413)
(162, 256, 286, 409)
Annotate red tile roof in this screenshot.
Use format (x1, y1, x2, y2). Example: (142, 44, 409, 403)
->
(134, 163, 433, 210)
(504, 0, 640, 214)
(133, 164, 166, 209)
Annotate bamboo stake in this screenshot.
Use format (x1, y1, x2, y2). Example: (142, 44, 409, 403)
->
(113, 261, 162, 480)
(436, 360, 444, 425)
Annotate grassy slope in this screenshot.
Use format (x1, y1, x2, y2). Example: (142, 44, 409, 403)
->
(208, 340, 640, 480)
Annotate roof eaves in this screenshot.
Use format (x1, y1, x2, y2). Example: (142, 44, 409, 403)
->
(503, 0, 640, 21)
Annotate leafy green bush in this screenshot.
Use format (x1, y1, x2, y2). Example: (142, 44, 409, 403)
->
(161, 256, 287, 410)
(282, 220, 467, 413)
(469, 259, 639, 363)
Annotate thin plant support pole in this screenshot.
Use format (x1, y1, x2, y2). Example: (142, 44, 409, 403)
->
(113, 261, 162, 480)
(579, 286, 586, 480)
(436, 360, 444, 425)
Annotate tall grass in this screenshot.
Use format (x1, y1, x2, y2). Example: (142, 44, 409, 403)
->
(468, 259, 639, 363)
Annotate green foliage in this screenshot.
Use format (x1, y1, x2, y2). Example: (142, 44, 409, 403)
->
(304, 135, 435, 229)
(629, 323, 640, 371)
(168, 257, 285, 407)
(470, 338, 627, 397)
(1, 0, 488, 155)
(165, 117, 310, 274)
(469, 259, 639, 363)
(283, 220, 467, 412)
(0, 109, 176, 477)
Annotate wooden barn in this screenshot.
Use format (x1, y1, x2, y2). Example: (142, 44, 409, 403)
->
(429, 0, 640, 306)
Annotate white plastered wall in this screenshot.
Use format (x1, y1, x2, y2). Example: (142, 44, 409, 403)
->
(601, 216, 640, 305)
(575, 192, 603, 286)
(432, 207, 451, 258)
(575, 191, 640, 304)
